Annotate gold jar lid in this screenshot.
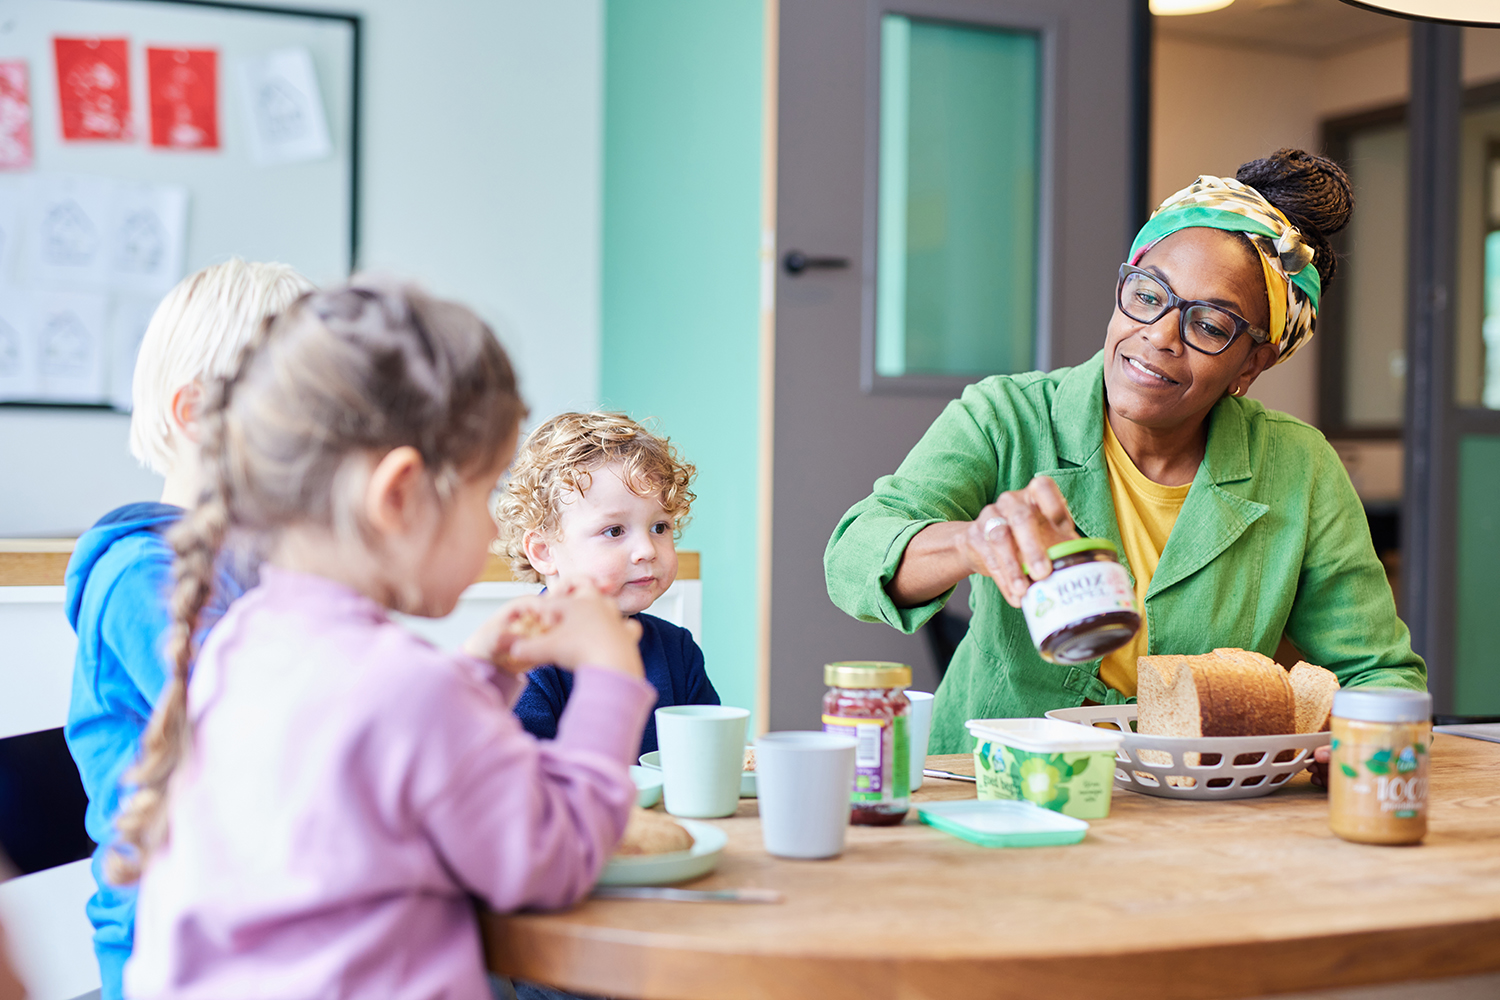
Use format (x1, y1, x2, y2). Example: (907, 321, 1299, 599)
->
(824, 661, 912, 689)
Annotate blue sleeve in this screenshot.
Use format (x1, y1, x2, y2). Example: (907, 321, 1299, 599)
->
(678, 631, 719, 706)
(96, 549, 175, 707)
(512, 667, 569, 740)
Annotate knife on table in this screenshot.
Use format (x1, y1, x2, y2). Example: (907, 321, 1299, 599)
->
(923, 768, 977, 783)
(592, 886, 783, 903)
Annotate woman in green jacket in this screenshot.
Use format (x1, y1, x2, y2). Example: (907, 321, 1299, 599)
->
(825, 148, 1426, 754)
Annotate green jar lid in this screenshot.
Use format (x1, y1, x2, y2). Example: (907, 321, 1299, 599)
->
(825, 661, 912, 689)
(1045, 538, 1118, 561)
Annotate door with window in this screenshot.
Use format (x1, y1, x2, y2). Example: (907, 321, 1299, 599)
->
(770, 0, 1147, 728)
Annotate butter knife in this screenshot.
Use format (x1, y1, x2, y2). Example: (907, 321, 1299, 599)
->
(592, 886, 783, 904)
(923, 768, 977, 783)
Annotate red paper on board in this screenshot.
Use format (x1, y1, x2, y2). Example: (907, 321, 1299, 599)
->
(54, 37, 132, 141)
(0, 60, 33, 170)
(147, 47, 218, 150)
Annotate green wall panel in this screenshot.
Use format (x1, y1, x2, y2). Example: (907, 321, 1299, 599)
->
(601, 0, 764, 720)
(1456, 434, 1500, 713)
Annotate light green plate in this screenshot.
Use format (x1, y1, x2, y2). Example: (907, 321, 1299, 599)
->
(638, 749, 757, 798)
(597, 819, 727, 886)
(917, 800, 1089, 848)
(629, 765, 663, 808)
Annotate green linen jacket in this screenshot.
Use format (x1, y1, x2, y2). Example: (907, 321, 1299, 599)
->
(825, 353, 1426, 753)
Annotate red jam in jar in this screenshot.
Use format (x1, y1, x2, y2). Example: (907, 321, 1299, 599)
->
(822, 661, 911, 826)
(1020, 539, 1141, 664)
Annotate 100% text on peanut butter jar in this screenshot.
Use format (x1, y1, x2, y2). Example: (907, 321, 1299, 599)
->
(822, 662, 911, 826)
(1329, 688, 1433, 845)
(1020, 539, 1141, 664)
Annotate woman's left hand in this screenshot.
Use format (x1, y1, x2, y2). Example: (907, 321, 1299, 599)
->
(1309, 744, 1331, 788)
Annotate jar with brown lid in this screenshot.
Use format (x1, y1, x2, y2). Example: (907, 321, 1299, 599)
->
(822, 662, 911, 826)
(1329, 688, 1432, 845)
(1019, 539, 1140, 664)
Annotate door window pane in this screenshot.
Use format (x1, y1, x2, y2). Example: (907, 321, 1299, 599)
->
(876, 15, 1040, 380)
(1341, 123, 1409, 429)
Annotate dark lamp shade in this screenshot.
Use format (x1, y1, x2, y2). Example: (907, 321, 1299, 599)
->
(1340, 0, 1500, 25)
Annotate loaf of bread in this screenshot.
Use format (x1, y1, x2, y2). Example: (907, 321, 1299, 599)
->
(615, 807, 694, 857)
(1288, 660, 1339, 734)
(1137, 648, 1295, 739)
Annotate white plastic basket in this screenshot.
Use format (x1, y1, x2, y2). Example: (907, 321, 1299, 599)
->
(1044, 704, 1328, 800)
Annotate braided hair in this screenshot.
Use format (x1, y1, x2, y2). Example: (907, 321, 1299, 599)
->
(108, 279, 525, 883)
(1236, 148, 1353, 288)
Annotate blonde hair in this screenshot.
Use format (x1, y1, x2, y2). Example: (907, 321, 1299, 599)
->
(129, 259, 314, 475)
(108, 278, 525, 884)
(497, 412, 696, 584)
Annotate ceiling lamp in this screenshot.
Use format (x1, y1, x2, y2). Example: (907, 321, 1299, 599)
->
(1339, 0, 1500, 24)
(1151, 0, 1235, 14)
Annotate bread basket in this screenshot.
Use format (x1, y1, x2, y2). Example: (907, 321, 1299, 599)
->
(1045, 704, 1327, 800)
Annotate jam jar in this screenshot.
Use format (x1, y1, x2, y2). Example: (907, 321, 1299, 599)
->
(822, 662, 911, 826)
(1019, 539, 1140, 664)
(1329, 688, 1433, 845)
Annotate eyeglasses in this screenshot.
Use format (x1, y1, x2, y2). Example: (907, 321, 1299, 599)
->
(1116, 264, 1267, 356)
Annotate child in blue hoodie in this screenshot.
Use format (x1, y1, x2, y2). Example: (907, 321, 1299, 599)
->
(64, 259, 312, 1000)
(496, 412, 719, 757)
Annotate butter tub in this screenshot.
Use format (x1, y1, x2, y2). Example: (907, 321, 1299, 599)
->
(968, 718, 1124, 819)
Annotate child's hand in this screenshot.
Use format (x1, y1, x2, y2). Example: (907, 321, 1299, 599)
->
(465, 585, 644, 680)
(464, 597, 561, 676)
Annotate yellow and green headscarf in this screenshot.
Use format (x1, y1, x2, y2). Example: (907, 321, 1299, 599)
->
(1129, 175, 1321, 365)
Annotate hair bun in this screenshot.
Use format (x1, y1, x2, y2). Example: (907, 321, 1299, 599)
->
(1236, 148, 1353, 286)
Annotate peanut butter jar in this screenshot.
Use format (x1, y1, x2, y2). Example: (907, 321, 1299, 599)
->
(1328, 689, 1432, 845)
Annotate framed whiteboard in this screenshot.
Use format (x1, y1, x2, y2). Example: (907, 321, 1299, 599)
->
(0, 0, 359, 409)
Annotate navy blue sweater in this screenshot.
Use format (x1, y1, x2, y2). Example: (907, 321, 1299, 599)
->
(513, 612, 717, 756)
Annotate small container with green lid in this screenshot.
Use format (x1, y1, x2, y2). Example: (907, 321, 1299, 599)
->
(1019, 538, 1140, 664)
(822, 662, 911, 826)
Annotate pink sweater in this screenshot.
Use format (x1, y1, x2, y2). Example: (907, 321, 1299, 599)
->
(126, 566, 655, 1000)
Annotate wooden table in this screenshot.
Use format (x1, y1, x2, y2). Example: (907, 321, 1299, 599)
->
(482, 739, 1500, 1000)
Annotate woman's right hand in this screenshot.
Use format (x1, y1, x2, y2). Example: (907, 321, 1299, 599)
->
(468, 582, 645, 680)
(957, 476, 1079, 608)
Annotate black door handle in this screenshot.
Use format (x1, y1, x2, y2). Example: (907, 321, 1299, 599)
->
(783, 250, 851, 275)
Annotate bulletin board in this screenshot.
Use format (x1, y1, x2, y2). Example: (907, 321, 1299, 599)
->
(0, 0, 359, 410)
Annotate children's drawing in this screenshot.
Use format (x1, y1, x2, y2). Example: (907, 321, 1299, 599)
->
(0, 60, 33, 170)
(108, 295, 160, 410)
(108, 182, 188, 294)
(30, 291, 107, 402)
(0, 315, 21, 376)
(54, 38, 132, 142)
(0, 294, 33, 401)
(148, 48, 219, 151)
(237, 48, 331, 166)
(39, 308, 91, 376)
(0, 179, 21, 282)
(43, 198, 99, 267)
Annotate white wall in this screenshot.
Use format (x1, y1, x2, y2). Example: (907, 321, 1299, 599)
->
(0, 0, 604, 536)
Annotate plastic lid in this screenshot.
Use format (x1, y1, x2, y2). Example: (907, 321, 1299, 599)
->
(917, 800, 1089, 848)
(1046, 538, 1118, 561)
(966, 717, 1123, 753)
(1332, 688, 1432, 724)
(824, 661, 912, 689)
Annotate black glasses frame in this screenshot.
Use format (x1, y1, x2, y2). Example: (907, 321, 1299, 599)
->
(1115, 264, 1268, 356)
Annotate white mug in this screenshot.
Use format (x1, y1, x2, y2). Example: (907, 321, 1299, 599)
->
(755, 731, 857, 859)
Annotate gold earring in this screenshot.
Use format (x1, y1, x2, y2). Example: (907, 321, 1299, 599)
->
(1232, 385, 1245, 397)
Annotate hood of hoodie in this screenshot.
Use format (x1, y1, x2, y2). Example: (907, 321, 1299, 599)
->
(64, 502, 184, 631)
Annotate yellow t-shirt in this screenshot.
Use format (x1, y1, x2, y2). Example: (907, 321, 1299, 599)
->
(1098, 418, 1192, 696)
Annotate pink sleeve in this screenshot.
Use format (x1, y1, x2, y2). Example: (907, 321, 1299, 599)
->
(420, 666, 655, 911)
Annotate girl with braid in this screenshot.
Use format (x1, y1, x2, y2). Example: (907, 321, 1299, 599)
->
(113, 280, 655, 999)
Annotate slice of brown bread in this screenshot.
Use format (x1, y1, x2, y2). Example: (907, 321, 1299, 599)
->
(1288, 660, 1339, 733)
(1136, 649, 1296, 742)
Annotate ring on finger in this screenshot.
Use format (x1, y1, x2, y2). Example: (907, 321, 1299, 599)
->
(982, 516, 1008, 539)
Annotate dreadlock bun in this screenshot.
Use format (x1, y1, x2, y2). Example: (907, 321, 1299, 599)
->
(1235, 148, 1353, 288)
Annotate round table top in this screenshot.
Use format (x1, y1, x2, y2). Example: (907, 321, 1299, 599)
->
(482, 738, 1500, 1000)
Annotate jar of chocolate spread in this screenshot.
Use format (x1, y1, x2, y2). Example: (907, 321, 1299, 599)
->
(1019, 539, 1140, 664)
(822, 662, 911, 826)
